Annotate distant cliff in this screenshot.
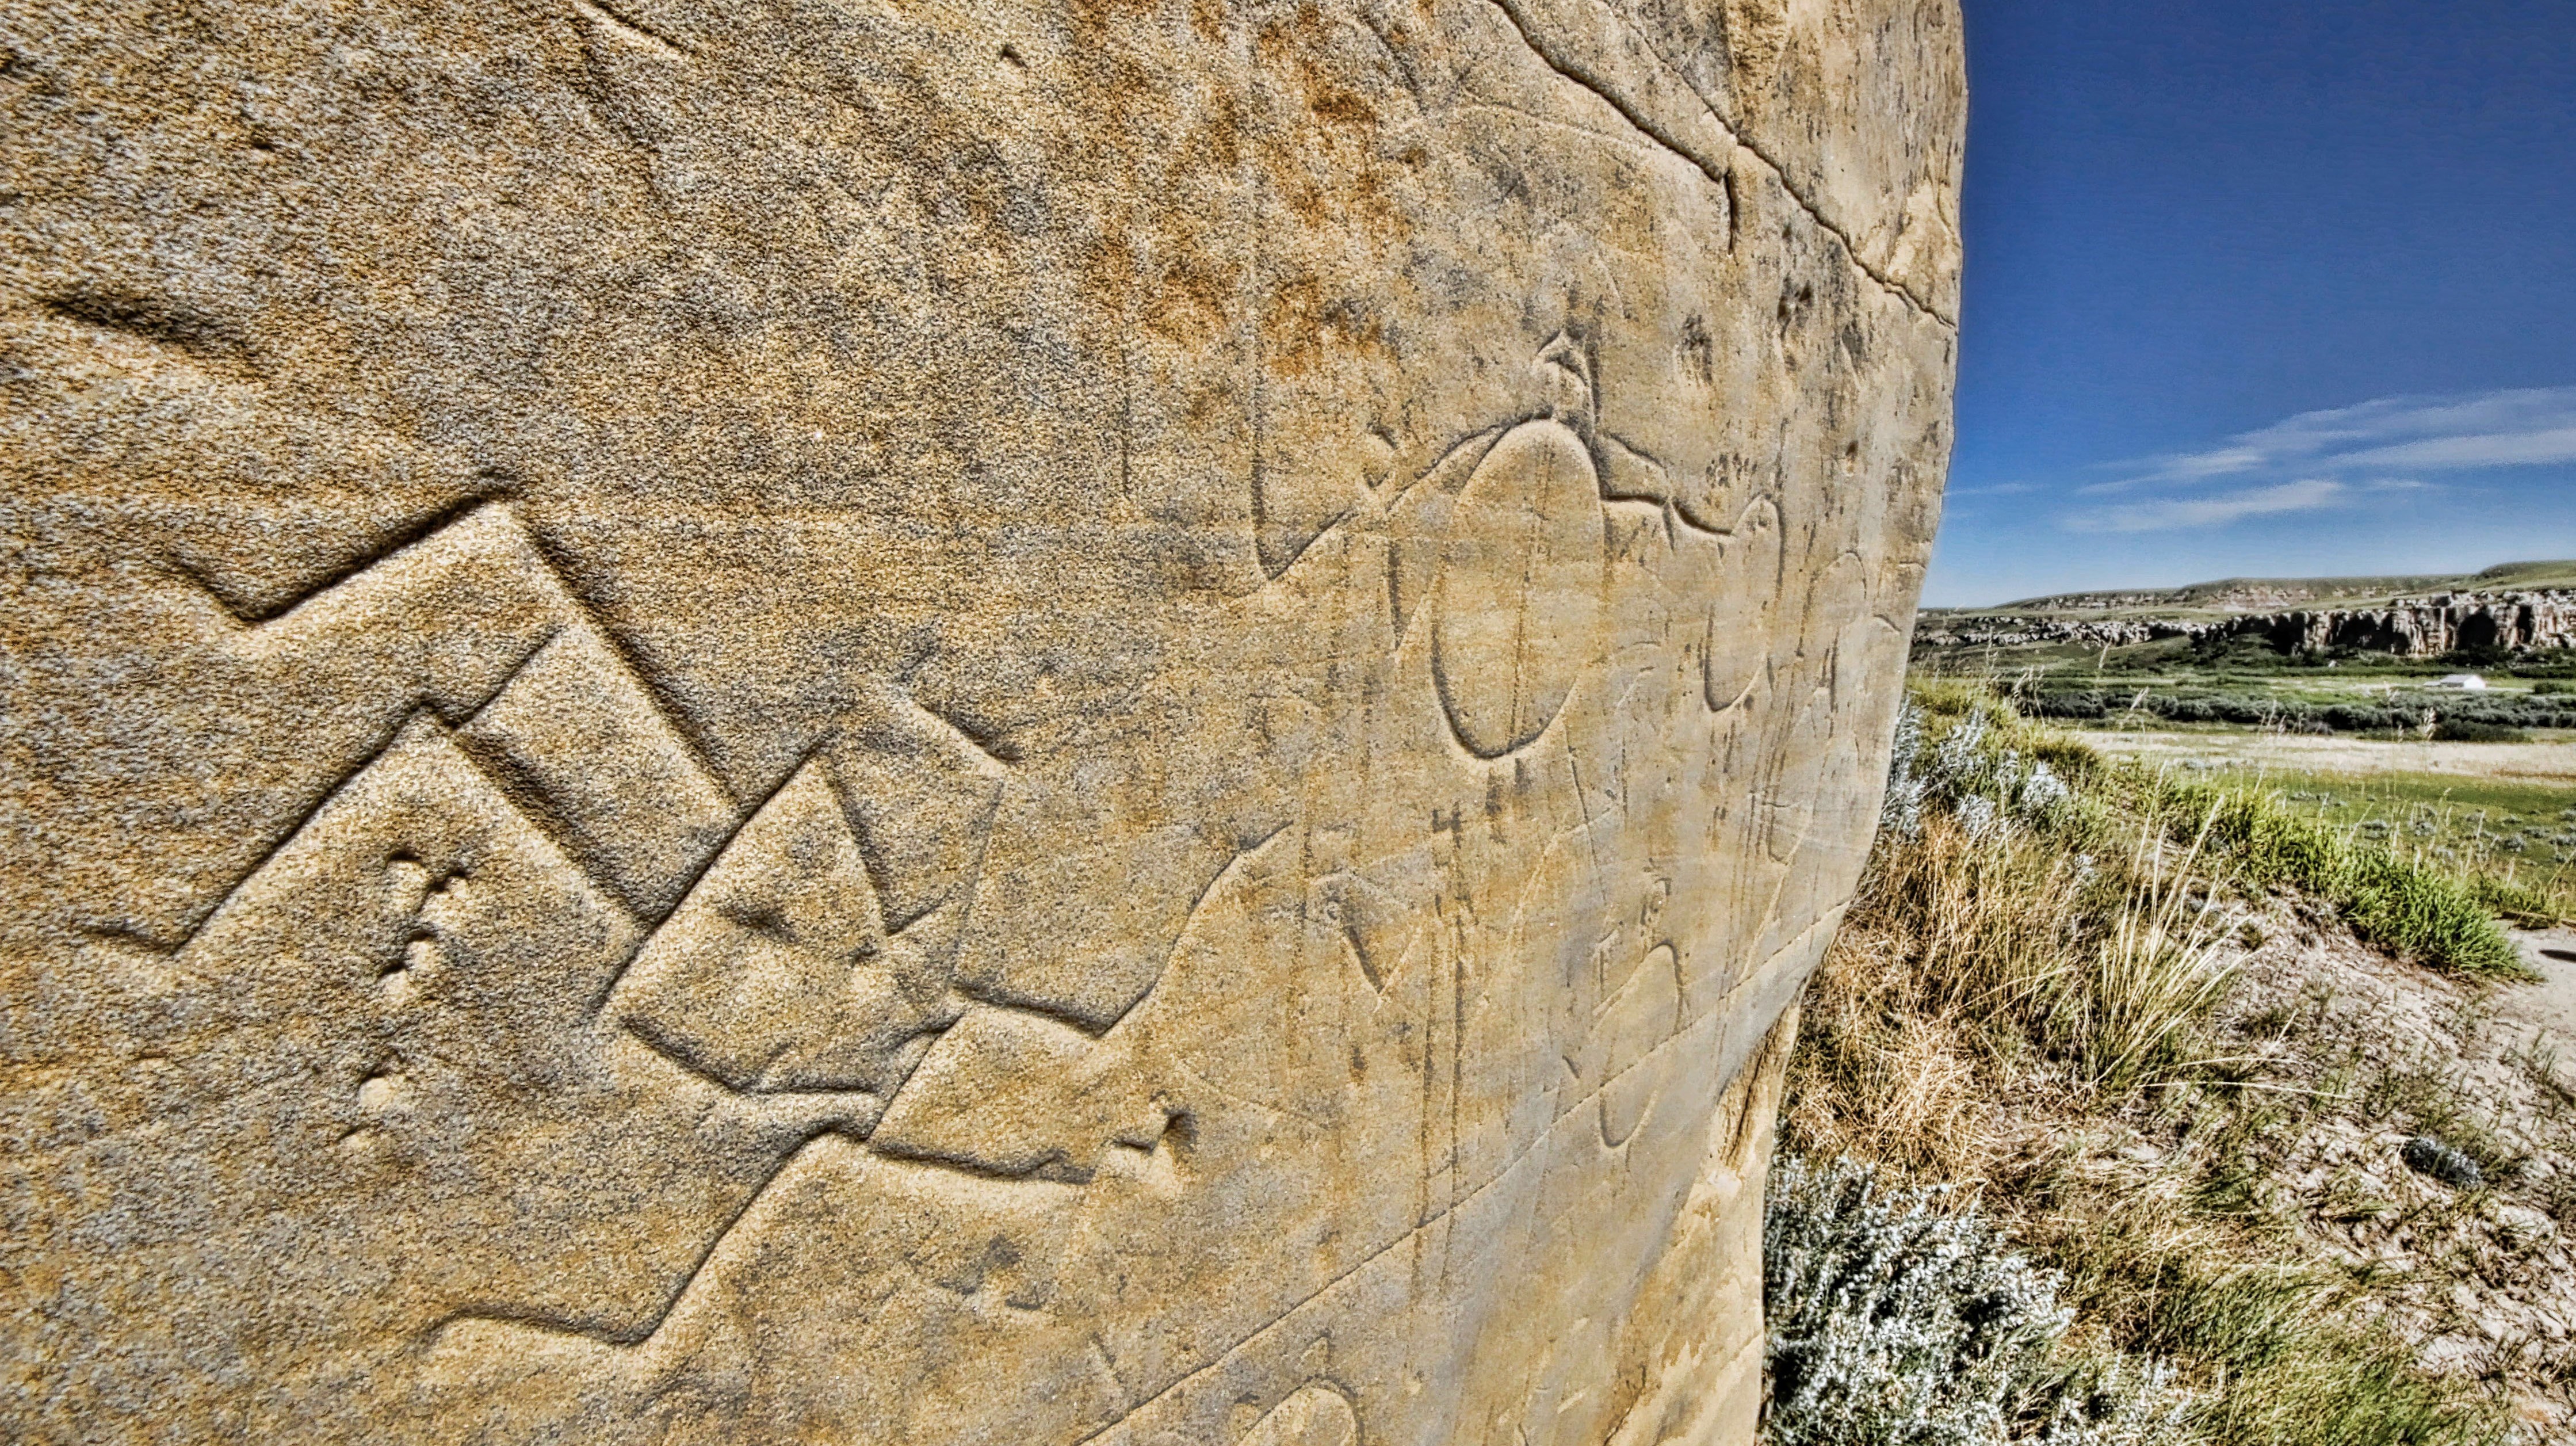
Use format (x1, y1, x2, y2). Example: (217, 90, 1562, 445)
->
(2254, 590, 2576, 657)
(1996, 559, 2576, 615)
(1915, 615, 2220, 649)
(1921, 589, 2576, 658)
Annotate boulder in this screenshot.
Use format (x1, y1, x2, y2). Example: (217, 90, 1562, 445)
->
(0, 1, 1961, 1439)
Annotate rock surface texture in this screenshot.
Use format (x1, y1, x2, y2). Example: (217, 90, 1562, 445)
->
(0, 1, 1960, 1440)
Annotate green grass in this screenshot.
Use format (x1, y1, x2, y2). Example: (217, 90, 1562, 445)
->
(2136, 773, 2540, 980)
(2260, 771, 2576, 918)
(1909, 686, 2555, 968)
(1787, 688, 2527, 1444)
(2096, 1249, 2504, 1446)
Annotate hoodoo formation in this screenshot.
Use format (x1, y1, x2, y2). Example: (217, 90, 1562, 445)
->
(0, 1, 1962, 1440)
(1922, 589, 2576, 658)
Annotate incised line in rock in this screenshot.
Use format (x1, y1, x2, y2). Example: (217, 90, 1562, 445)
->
(1481, 0, 1952, 327)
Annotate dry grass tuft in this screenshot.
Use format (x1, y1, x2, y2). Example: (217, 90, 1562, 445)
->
(1776, 690, 2554, 1445)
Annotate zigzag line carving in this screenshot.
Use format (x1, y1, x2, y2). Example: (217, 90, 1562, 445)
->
(171, 503, 1026, 1096)
(182, 501, 736, 929)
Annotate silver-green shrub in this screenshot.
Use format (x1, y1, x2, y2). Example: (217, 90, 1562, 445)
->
(1879, 703, 2075, 842)
(1881, 703, 1931, 838)
(1763, 1156, 2187, 1446)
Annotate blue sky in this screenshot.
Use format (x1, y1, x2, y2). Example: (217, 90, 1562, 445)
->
(1927, 0, 2576, 606)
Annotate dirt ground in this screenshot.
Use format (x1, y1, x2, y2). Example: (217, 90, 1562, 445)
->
(2081, 732, 2576, 1433)
(2505, 928, 2576, 1069)
(2080, 730, 2576, 785)
(2220, 915, 2576, 1437)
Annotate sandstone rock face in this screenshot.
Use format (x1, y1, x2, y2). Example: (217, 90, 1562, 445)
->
(2265, 592, 2576, 658)
(0, 1, 1960, 1440)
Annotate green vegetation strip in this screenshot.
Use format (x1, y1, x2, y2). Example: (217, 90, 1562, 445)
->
(2265, 770, 2576, 915)
(2136, 773, 2539, 980)
(1784, 688, 2535, 1444)
(2028, 685, 2574, 738)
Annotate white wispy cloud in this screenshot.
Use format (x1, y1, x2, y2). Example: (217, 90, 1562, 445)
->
(2050, 385, 2573, 533)
(2089, 386, 2576, 495)
(2066, 479, 2346, 534)
(2337, 426, 2576, 471)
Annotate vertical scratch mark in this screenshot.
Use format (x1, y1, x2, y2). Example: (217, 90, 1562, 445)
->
(1117, 341, 1134, 510)
(1089, 1331, 1138, 1409)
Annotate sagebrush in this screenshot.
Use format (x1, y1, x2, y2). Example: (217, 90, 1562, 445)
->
(1763, 1155, 2185, 1446)
(1776, 688, 2524, 1445)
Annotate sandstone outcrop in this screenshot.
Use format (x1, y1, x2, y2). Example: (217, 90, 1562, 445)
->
(0, 1, 1961, 1440)
(1916, 615, 2220, 650)
(1918, 590, 2576, 661)
(2259, 592, 2576, 657)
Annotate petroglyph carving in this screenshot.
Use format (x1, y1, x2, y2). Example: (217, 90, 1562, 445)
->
(1428, 411, 1608, 758)
(869, 1006, 1169, 1181)
(1, 0, 1958, 1437)
(457, 623, 736, 919)
(827, 680, 1009, 931)
(613, 758, 958, 1099)
(1705, 497, 1789, 712)
(1239, 1384, 1362, 1446)
(83, 718, 812, 1361)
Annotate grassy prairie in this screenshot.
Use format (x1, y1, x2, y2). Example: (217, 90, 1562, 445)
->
(2081, 732, 2576, 785)
(2273, 773, 2576, 915)
(1771, 686, 2576, 1445)
(2081, 732, 2576, 920)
